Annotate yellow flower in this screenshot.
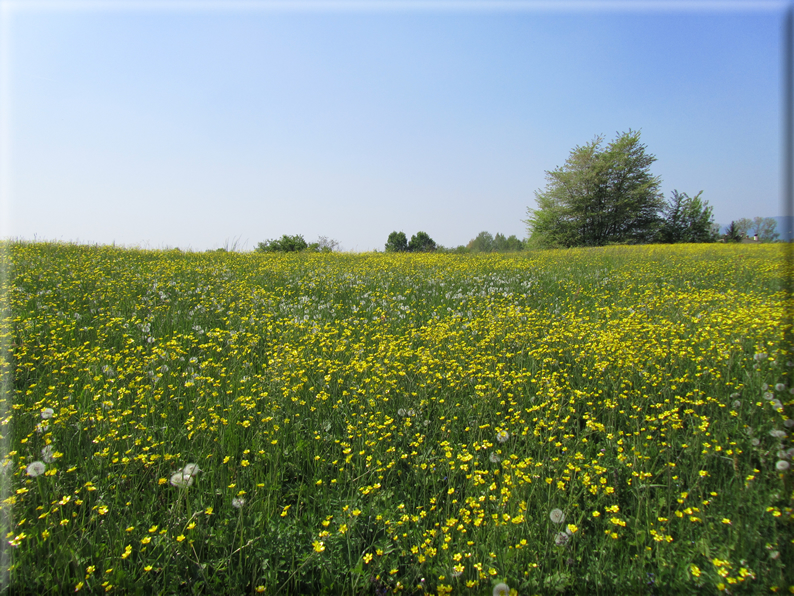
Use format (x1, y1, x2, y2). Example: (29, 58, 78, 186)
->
(241, 460, 249, 467)
(593, 511, 600, 517)
(176, 535, 185, 542)
(363, 553, 373, 564)
(313, 541, 325, 553)
(141, 537, 151, 545)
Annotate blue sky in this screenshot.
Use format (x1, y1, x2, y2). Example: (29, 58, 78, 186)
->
(1, 1, 787, 251)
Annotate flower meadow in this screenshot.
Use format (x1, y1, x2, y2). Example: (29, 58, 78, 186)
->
(0, 241, 792, 595)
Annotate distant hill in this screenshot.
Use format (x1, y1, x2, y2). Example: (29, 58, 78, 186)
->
(716, 216, 794, 241)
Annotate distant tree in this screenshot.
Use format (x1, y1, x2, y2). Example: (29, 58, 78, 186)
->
(657, 190, 718, 243)
(308, 236, 340, 252)
(504, 235, 525, 251)
(256, 234, 308, 253)
(468, 231, 494, 252)
(723, 221, 743, 243)
(526, 130, 664, 248)
(751, 217, 780, 242)
(734, 218, 753, 239)
(408, 231, 437, 252)
(385, 231, 409, 252)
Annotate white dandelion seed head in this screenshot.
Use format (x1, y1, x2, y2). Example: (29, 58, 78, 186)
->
(730, 392, 740, 399)
(40, 408, 54, 420)
(496, 430, 510, 444)
(771, 400, 783, 411)
(755, 353, 768, 362)
(764, 392, 774, 401)
(41, 445, 55, 464)
(489, 452, 501, 464)
(35, 422, 48, 434)
(777, 450, 790, 460)
(232, 497, 245, 509)
(169, 471, 194, 489)
(776, 460, 790, 472)
(554, 531, 570, 546)
(762, 383, 769, 391)
(26, 461, 45, 477)
(397, 409, 406, 417)
(785, 419, 794, 429)
(751, 438, 761, 447)
(550, 508, 565, 524)
(770, 430, 787, 439)
(407, 409, 416, 417)
(182, 463, 201, 477)
(732, 400, 741, 408)
(775, 383, 786, 392)
(493, 582, 510, 596)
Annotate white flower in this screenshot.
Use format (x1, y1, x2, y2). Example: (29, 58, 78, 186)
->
(232, 497, 245, 509)
(182, 463, 201, 477)
(41, 445, 55, 463)
(496, 430, 510, 444)
(26, 461, 45, 477)
(40, 408, 54, 419)
(493, 583, 510, 596)
(169, 470, 194, 488)
(776, 460, 790, 471)
(550, 508, 565, 524)
(554, 531, 570, 546)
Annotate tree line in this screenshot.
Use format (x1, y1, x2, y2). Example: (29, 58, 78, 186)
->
(525, 129, 778, 248)
(254, 130, 777, 252)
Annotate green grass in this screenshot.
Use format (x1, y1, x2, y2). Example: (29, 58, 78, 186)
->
(0, 241, 791, 595)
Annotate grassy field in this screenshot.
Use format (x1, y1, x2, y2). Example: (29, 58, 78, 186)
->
(0, 241, 791, 595)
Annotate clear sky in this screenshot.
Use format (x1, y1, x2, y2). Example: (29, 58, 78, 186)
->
(1, 1, 787, 252)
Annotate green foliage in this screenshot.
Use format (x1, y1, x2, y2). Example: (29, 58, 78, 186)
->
(256, 234, 309, 253)
(526, 130, 664, 248)
(752, 217, 780, 242)
(385, 231, 408, 252)
(386, 231, 437, 252)
(256, 236, 339, 253)
(723, 221, 743, 243)
(468, 232, 525, 252)
(408, 231, 436, 253)
(735, 218, 753, 239)
(657, 190, 718, 243)
(467, 231, 494, 252)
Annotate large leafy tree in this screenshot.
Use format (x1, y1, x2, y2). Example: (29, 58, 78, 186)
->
(657, 190, 718, 243)
(385, 231, 409, 252)
(526, 130, 664, 247)
(751, 217, 780, 242)
(408, 231, 437, 252)
(256, 234, 308, 252)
